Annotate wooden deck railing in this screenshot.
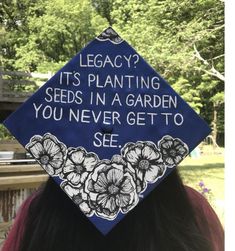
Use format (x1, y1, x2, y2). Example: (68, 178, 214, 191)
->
(0, 139, 48, 232)
(0, 139, 25, 152)
(0, 139, 48, 189)
(0, 164, 47, 191)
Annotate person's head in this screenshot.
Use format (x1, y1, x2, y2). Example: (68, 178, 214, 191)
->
(18, 169, 212, 251)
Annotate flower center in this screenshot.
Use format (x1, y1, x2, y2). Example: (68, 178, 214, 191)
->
(107, 184, 120, 195)
(75, 165, 83, 174)
(169, 149, 177, 156)
(73, 194, 82, 205)
(40, 155, 50, 165)
(138, 159, 150, 170)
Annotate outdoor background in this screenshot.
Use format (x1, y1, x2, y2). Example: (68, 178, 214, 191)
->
(0, 0, 224, 247)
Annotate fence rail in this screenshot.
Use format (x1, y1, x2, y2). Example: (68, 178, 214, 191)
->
(0, 140, 26, 152)
(0, 139, 47, 229)
(0, 162, 47, 224)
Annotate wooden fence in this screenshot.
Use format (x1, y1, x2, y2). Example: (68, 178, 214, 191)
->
(0, 139, 47, 247)
(0, 140, 47, 192)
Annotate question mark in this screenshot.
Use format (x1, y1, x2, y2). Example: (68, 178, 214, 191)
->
(133, 54, 139, 68)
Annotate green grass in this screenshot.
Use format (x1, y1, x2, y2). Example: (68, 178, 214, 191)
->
(178, 154, 224, 225)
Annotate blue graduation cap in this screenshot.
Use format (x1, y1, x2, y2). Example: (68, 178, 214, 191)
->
(3, 27, 211, 235)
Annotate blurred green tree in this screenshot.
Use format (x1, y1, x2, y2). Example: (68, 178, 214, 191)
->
(110, 0, 224, 144)
(0, 0, 108, 72)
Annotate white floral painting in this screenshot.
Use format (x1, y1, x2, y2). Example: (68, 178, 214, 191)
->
(26, 133, 189, 220)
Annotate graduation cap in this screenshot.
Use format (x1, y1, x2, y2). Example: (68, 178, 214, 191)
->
(3, 27, 211, 235)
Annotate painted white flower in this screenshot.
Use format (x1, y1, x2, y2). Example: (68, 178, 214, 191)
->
(62, 147, 99, 186)
(85, 160, 138, 220)
(61, 181, 94, 216)
(122, 141, 165, 193)
(158, 135, 189, 167)
(96, 27, 123, 44)
(25, 133, 66, 175)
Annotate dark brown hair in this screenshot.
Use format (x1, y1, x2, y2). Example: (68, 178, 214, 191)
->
(19, 170, 212, 251)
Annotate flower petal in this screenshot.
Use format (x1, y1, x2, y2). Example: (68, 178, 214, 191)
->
(52, 151, 64, 159)
(94, 172, 108, 192)
(43, 138, 61, 156)
(125, 149, 139, 164)
(50, 157, 63, 169)
(174, 155, 183, 164)
(121, 142, 135, 156)
(107, 168, 123, 185)
(28, 142, 44, 158)
(63, 159, 75, 173)
(105, 196, 117, 213)
(136, 169, 144, 181)
(80, 172, 89, 184)
(145, 164, 165, 183)
(79, 202, 93, 216)
(136, 178, 147, 194)
(133, 145, 142, 157)
(161, 138, 173, 149)
(97, 193, 109, 207)
(70, 150, 85, 164)
(120, 191, 138, 213)
(30, 135, 42, 142)
(175, 144, 188, 156)
(161, 149, 168, 156)
(117, 194, 131, 207)
(67, 172, 81, 185)
(63, 183, 80, 197)
(87, 179, 95, 192)
(120, 176, 135, 193)
(83, 155, 98, 171)
(111, 155, 126, 165)
(165, 157, 174, 165)
(42, 163, 55, 175)
(142, 145, 159, 160)
(72, 194, 82, 205)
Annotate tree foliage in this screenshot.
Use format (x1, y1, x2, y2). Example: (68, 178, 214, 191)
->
(0, 0, 108, 72)
(110, 0, 224, 143)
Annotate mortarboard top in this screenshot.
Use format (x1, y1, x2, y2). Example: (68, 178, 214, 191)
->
(3, 27, 211, 235)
